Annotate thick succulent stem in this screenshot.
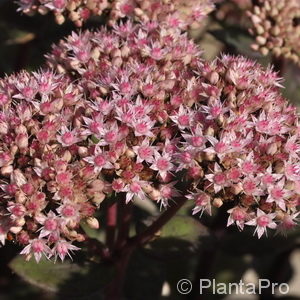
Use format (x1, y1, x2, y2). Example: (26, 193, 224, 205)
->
(105, 196, 188, 300)
(115, 201, 133, 249)
(106, 203, 117, 252)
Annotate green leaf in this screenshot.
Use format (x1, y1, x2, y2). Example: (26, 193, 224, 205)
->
(142, 215, 209, 259)
(9, 256, 114, 298)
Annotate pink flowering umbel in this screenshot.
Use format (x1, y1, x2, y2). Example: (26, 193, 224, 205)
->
(0, 18, 300, 265)
(46, 24, 300, 239)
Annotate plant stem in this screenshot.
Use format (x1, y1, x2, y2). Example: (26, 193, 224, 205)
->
(104, 196, 188, 300)
(106, 203, 117, 252)
(190, 206, 228, 300)
(126, 196, 188, 248)
(116, 201, 133, 250)
(105, 247, 133, 300)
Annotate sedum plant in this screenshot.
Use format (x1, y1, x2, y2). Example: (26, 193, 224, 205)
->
(0, 0, 300, 299)
(0, 19, 299, 265)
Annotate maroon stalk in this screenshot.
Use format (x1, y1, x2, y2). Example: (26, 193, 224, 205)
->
(105, 196, 188, 300)
(106, 203, 117, 252)
(115, 201, 133, 250)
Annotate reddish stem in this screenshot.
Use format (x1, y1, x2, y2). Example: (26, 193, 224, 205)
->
(104, 196, 188, 300)
(116, 201, 133, 249)
(126, 196, 188, 249)
(106, 203, 117, 251)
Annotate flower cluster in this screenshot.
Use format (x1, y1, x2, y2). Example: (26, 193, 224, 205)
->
(16, 0, 215, 27)
(0, 70, 102, 262)
(46, 21, 203, 209)
(0, 21, 205, 262)
(1, 20, 300, 264)
(191, 55, 300, 238)
(248, 0, 300, 65)
(48, 23, 300, 239)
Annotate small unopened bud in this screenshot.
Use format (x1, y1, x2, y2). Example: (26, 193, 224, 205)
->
(149, 189, 161, 201)
(285, 181, 295, 191)
(260, 47, 269, 56)
(88, 179, 105, 192)
(111, 48, 121, 58)
(10, 226, 22, 234)
(76, 234, 85, 242)
(15, 125, 27, 134)
(0, 122, 8, 135)
(125, 149, 135, 158)
(15, 217, 26, 227)
(55, 14, 65, 25)
(142, 183, 153, 194)
(38, 5, 49, 15)
(256, 36, 267, 45)
(13, 169, 27, 186)
(204, 152, 215, 161)
(15, 191, 27, 204)
(134, 7, 144, 16)
(213, 198, 223, 208)
(204, 126, 215, 136)
(62, 150, 72, 162)
(112, 56, 122, 67)
(121, 45, 130, 57)
(275, 161, 284, 173)
(1, 165, 13, 177)
(86, 217, 99, 229)
(231, 183, 243, 195)
(267, 143, 277, 155)
(275, 210, 285, 221)
(78, 146, 88, 157)
(69, 11, 80, 22)
(92, 192, 106, 206)
(207, 71, 219, 84)
(16, 133, 28, 149)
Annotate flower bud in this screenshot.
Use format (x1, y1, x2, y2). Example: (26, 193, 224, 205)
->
(86, 217, 99, 229)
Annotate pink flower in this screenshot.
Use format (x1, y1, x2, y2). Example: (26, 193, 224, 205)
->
(276, 212, 299, 236)
(266, 179, 292, 211)
(57, 126, 81, 147)
(125, 178, 147, 203)
(187, 190, 211, 217)
(132, 139, 157, 163)
(20, 239, 52, 262)
(170, 106, 193, 131)
(205, 163, 229, 193)
(246, 209, 277, 239)
(158, 181, 181, 208)
(227, 206, 249, 230)
(83, 146, 114, 173)
(150, 152, 174, 180)
(38, 211, 61, 239)
(132, 118, 155, 137)
(53, 240, 80, 262)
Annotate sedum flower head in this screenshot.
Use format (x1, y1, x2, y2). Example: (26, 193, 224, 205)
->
(0, 21, 300, 265)
(16, 0, 215, 27)
(47, 23, 300, 239)
(0, 21, 204, 261)
(189, 55, 300, 238)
